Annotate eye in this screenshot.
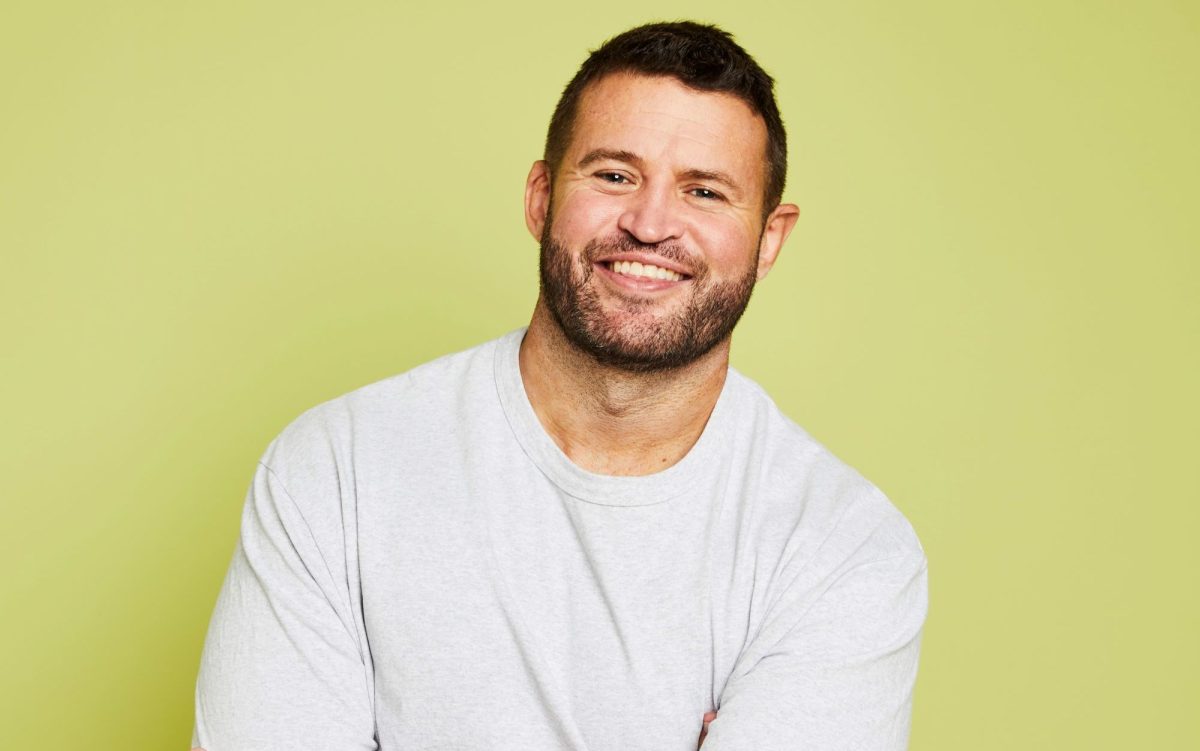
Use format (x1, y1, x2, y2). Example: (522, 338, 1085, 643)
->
(689, 187, 724, 201)
(596, 171, 630, 184)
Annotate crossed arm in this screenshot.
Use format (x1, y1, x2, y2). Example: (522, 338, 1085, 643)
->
(191, 543, 925, 748)
(190, 713, 719, 751)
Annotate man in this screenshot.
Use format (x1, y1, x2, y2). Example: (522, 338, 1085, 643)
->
(192, 21, 927, 751)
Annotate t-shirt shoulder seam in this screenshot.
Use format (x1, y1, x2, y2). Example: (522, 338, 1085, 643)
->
(254, 460, 370, 662)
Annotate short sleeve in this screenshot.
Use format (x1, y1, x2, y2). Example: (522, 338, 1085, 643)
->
(192, 458, 378, 750)
(703, 544, 928, 751)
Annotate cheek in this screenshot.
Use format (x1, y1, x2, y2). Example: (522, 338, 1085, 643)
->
(552, 189, 624, 240)
(699, 221, 761, 271)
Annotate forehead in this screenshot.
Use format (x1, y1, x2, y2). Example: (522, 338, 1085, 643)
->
(569, 72, 768, 184)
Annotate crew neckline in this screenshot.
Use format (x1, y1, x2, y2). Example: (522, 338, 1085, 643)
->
(493, 328, 737, 507)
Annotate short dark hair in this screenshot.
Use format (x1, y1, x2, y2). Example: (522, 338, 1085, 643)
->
(544, 21, 787, 215)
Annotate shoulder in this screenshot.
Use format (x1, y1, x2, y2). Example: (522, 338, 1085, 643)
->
(259, 332, 507, 488)
(724, 368, 925, 566)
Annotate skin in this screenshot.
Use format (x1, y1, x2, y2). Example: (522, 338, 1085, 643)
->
(521, 71, 799, 477)
(192, 72, 798, 751)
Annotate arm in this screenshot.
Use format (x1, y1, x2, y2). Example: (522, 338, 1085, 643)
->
(698, 710, 717, 747)
(701, 549, 928, 750)
(192, 456, 377, 750)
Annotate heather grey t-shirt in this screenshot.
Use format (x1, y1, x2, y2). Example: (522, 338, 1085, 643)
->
(192, 329, 928, 750)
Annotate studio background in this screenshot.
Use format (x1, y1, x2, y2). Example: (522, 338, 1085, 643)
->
(1, 1, 1196, 748)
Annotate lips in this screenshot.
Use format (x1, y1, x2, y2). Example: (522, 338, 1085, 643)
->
(592, 251, 694, 279)
(582, 237, 699, 294)
(603, 259, 686, 282)
(595, 259, 689, 291)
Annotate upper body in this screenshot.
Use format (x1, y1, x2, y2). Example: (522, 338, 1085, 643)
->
(192, 330, 927, 750)
(193, 20, 929, 750)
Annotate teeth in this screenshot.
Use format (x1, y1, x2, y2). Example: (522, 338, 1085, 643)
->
(608, 261, 683, 282)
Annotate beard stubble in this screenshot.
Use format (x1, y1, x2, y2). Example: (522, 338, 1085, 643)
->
(538, 217, 761, 373)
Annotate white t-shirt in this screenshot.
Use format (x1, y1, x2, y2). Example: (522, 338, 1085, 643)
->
(193, 329, 928, 750)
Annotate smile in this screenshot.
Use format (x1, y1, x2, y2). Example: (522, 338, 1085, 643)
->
(605, 260, 686, 282)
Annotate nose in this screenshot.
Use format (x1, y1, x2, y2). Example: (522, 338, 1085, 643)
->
(616, 184, 684, 245)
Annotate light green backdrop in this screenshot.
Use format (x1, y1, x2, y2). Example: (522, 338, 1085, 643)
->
(1, 1, 1196, 748)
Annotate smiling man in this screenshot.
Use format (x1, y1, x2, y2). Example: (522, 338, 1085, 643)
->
(192, 21, 927, 751)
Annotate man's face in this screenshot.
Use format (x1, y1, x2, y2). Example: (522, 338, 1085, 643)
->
(534, 73, 778, 372)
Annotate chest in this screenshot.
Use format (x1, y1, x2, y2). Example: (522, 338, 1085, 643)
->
(357, 467, 724, 750)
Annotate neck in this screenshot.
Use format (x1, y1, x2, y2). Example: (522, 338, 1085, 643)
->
(519, 300, 730, 476)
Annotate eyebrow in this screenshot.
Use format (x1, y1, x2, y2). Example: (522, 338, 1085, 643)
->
(576, 148, 745, 199)
(578, 148, 643, 169)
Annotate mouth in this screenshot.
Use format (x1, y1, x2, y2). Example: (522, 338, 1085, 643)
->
(602, 259, 688, 282)
(595, 259, 692, 292)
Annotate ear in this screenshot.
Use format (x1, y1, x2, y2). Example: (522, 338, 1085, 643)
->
(524, 160, 552, 242)
(755, 202, 800, 280)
